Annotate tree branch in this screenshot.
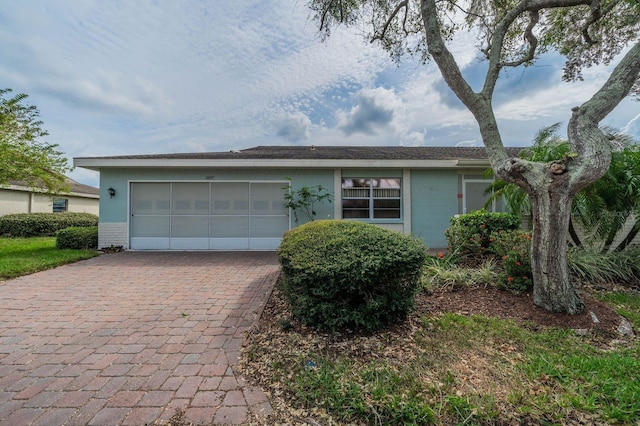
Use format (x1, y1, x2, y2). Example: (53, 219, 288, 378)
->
(500, 11, 539, 68)
(482, 0, 593, 98)
(579, 39, 640, 123)
(371, 1, 409, 42)
(421, 0, 509, 167)
(420, 0, 478, 109)
(581, 0, 621, 45)
(319, 0, 346, 31)
(569, 39, 640, 189)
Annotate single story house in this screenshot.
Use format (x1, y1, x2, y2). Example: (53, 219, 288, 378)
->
(0, 178, 100, 216)
(73, 146, 522, 251)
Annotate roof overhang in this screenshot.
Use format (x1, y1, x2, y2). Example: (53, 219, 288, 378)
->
(455, 159, 495, 168)
(73, 158, 492, 171)
(0, 183, 100, 198)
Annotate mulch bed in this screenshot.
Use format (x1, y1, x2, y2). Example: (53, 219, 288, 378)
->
(423, 286, 623, 337)
(237, 283, 637, 425)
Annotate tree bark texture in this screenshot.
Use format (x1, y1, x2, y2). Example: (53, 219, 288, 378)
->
(420, 0, 640, 314)
(530, 181, 584, 314)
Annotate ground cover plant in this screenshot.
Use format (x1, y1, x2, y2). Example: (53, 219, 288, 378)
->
(241, 273, 639, 425)
(241, 216, 640, 425)
(0, 237, 99, 280)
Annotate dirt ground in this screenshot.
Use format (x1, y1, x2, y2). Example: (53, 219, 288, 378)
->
(423, 285, 623, 336)
(234, 281, 636, 426)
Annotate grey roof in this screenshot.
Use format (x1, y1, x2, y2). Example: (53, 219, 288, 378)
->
(76, 145, 524, 161)
(8, 177, 99, 196)
(65, 178, 100, 196)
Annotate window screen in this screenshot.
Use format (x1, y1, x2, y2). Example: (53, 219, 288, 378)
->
(53, 198, 68, 213)
(341, 178, 401, 219)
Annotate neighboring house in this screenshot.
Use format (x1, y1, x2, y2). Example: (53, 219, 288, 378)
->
(74, 146, 522, 250)
(0, 178, 100, 216)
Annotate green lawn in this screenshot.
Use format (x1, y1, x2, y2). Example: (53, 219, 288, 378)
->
(243, 289, 640, 425)
(0, 237, 99, 280)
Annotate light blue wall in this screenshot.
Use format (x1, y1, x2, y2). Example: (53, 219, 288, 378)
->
(99, 166, 460, 248)
(410, 170, 459, 249)
(283, 169, 335, 225)
(99, 168, 335, 224)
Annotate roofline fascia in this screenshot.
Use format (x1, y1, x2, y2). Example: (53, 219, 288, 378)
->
(74, 158, 492, 170)
(455, 159, 494, 168)
(0, 184, 99, 198)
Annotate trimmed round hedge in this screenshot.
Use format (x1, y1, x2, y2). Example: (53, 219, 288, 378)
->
(278, 220, 427, 332)
(56, 226, 98, 250)
(0, 212, 98, 237)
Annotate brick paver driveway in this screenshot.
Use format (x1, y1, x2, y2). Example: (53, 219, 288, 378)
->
(0, 251, 279, 425)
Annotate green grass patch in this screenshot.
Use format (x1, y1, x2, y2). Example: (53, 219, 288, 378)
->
(244, 291, 640, 425)
(0, 237, 99, 280)
(595, 291, 640, 330)
(524, 349, 640, 423)
(292, 357, 436, 424)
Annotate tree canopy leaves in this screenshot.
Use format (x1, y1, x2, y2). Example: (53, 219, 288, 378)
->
(307, 0, 640, 314)
(310, 0, 640, 94)
(0, 89, 71, 193)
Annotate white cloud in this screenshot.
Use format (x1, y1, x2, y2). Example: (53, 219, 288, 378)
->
(455, 140, 479, 147)
(622, 112, 640, 138)
(0, 0, 636, 189)
(276, 112, 312, 142)
(337, 88, 398, 136)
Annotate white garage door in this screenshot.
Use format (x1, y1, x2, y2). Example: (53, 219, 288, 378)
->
(129, 182, 289, 250)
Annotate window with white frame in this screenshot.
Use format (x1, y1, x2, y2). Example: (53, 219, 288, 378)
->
(341, 178, 401, 219)
(52, 198, 68, 213)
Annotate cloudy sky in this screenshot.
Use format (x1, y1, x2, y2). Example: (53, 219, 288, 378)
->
(1, 1, 638, 187)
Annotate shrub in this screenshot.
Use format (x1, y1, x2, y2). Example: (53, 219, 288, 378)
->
(490, 230, 533, 293)
(0, 213, 98, 237)
(56, 226, 98, 250)
(568, 247, 640, 285)
(422, 258, 499, 291)
(278, 220, 427, 332)
(445, 210, 520, 260)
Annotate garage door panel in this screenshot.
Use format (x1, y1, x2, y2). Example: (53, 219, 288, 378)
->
(250, 183, 287, 215)
(131, 237, 170, 250)
(212, 183, 249, 214)
(210, 216, 249, 238)
(130, 181, 288, 250)
(131, 216, 170, 237)
(131, 183, 170, 214)
(171, 216, 209, 238)
(170, 238, 209, 250)
(210, 238, 250, 250)
(172, 183, 210, 214)
(249, 238, 282, 250)
(250, 216, 289, 238)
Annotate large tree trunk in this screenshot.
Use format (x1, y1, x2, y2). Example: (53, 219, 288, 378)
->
(530, 185, 584, 314)
(420, 0, 640, 314)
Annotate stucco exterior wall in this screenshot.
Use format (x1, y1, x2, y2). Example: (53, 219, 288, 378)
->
(0, 188, 99, 216)
(67, 196, 100, 215)
(98, 168, 336, 248)
(0, 189, 32, 215)
(97, 166, 470, 250)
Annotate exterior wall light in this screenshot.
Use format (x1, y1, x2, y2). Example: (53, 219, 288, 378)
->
(108, 187, 116, 198)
